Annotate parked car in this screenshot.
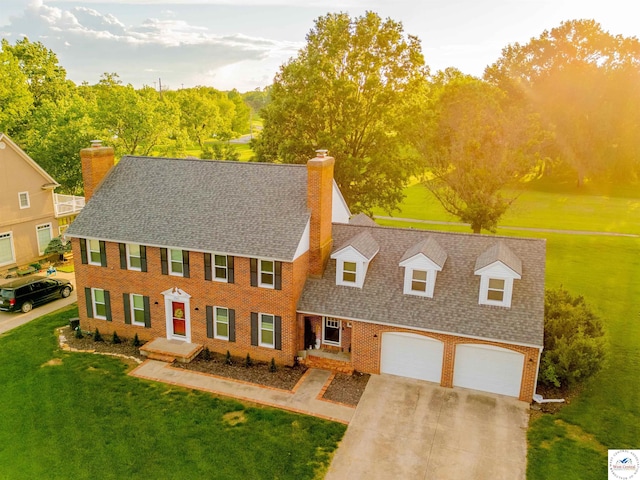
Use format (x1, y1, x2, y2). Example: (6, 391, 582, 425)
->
(0, 276, 73, 313)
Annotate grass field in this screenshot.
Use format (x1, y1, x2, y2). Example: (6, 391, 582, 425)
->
(378, 180, 640, 479)
(0, 307, 345, 479)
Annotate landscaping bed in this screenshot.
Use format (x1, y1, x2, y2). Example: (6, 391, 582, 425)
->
(322, 372, 370, 406)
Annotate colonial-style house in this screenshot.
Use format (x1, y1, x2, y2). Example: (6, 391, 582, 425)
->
(0, 133, 84, 275)
(66, 142, 545, 402)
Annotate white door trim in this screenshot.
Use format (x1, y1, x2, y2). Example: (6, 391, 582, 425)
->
(161, 287, 192, 342)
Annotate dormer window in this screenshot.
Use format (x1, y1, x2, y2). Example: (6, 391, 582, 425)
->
(399, 237, 447, 298)
(330, 231, 379, 289)
(475, 242, 522, 308)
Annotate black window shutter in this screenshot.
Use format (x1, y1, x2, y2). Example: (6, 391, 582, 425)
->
(119, 244, 127, 270)
(275, 262, 282, 290)
(250, 312, 258, 346)
(229, 309, 236, 342)
(104, 290, 112, 321)
(123, 293, 131, 324)
(99, 241, 107, 267)
(143, 296, 151, 328)
(183, 250, 190, 278)
(250, 258, 257, 287)
(80, 238, 88, 264)
(206, 306, 214, 338)
(160, 248, 168, 275)
(228, 256, 234, 284)
(204, 253, 212, 281)
(140, 246, 147, 272)
(274, 316, 282, 350)
(85, 287, 93, 318)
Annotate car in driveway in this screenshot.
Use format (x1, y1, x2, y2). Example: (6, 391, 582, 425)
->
(0, 276, 73, 313)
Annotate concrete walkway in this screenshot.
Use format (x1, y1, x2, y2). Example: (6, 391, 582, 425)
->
(130, 360, 355, 424)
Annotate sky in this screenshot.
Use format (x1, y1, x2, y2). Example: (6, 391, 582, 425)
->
(0, 0, 637, 92)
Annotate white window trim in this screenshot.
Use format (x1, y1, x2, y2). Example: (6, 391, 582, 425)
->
(92, 288, 107, 320)
(259, 313, 275, 348)
(475, 261, 521, 308)
(0, 231, 16, 267)
(258, 259, 275, 289)
(403, 268, 438, 298)
(322, 317, 341, 346)
(127, 244, 142, 271)
(88, 239, 102, 266)
(214, 306, 229, 340)
(169, 248, 184, 277)
(161, 287, 192, 343)
(130, 293, 146, 326)
(18, 191, 30, 209)
(36, 223, 53, 256)
(213, 254, 228, 283)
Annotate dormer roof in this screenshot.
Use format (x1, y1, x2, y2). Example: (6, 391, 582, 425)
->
(399, 237, 447, 269)
(332, 230, 379, 260)
(474, 241, 522, 276)
(349, 213, 378, 227)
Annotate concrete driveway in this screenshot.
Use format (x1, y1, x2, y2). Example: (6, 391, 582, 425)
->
(325, 374, 529, 480)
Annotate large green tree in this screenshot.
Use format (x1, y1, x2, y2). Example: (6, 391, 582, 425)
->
(485, 19, 640, 185)
(414, 70, 543, 233)
(253, 12, 428, 213)
(0, 48, 33, 133)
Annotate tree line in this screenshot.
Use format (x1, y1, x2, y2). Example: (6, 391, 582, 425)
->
(0, 38, 251, 194)
(2, 15, 639, 232)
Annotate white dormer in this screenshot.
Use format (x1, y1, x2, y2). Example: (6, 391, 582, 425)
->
(399, 237, 447, 298)
(474, 242, 522, 308)
(330, 231, 379, 288)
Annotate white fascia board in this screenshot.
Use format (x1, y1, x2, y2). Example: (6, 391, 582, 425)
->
(330, 245, 368, 262)
(293, 219, 310, 260)
(475, 261, 521, 279)
(331, 181, 351, 223)
(399, 253, 443, 272)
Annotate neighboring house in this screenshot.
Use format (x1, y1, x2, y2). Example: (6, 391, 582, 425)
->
(0, 133, 85, 274)
(66, 143, 545, 402)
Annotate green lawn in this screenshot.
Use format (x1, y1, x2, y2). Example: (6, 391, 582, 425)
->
(0, 307, 345, 479)
(377, 182, 640, 479)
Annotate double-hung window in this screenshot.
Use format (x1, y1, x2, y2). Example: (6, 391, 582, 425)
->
(170, 249, 183, 276)
(36, 224, 53, 256)
(411, 269, 428, 293)
(259, 260, 274, 288)
(130, 294, 146, 326)
(0, 232, 15, 267)
(486, 278, 506, 302)
(214, 255, 228, 281)
(215, 307, 229, 340)
(342, 261, 357, 284)
(88, 239, 102, 265)
(92, 289, 107, 319)
(323, 318, 341, 346)
(259, 314, 275, 348)
(128, 244, 142, 270)
(18, 192, 30, 209)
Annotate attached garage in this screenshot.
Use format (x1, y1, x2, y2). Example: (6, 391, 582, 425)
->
(380, 332, 444, 383)
(453, 344, 524, 397)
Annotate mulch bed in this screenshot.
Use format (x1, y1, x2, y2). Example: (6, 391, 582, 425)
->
(61, 328, 369, 405)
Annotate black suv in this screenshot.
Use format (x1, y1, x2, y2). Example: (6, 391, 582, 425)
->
(0, 276, 73, 313)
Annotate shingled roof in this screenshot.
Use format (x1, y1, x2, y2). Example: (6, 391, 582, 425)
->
(475, 241, 522, 275)
(298, 224, 546, 347)
(333, 230, 380, 260)
(66, 156, 311, 261)
(399, 237, 448, 269)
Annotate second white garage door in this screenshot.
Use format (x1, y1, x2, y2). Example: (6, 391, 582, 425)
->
(453, 344, 524, 397)
(380, 332, 444, 383)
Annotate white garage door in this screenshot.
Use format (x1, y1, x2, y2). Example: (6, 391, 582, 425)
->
(380, 332, 444, 383)
(453, 344, 524, 397)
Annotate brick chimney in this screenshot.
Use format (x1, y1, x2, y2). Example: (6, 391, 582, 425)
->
(307, 149, 335, 277)
(81, 140, 115, 201)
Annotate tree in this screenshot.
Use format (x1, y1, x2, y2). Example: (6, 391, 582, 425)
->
(539, 288, 609, 389)
(485, 20, 640, 185)
(44, 236, 72, 261)
(0, 48, 33, 134)
(253, 12, 428, 213)
(414, 71, 542, 233)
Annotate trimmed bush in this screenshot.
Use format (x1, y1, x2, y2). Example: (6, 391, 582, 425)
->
(540, 288, 609, 388)
(225, 350, 232, 365)
(111, 331, 121, 344)
(201, 347, 211, 361)
(269, 358, 277, 373)
(132, 333, 141, 347)
(74, 327, 83, 339)
(93, 328, 104, 342)
(245, 353, 253, 368)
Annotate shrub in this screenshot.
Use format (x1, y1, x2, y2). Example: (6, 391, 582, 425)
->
(201, 347, 211, 361)
(225, 350, 232, 365)
(132, 333, 141, 347)
(74, 327, 83, 339)
(539, 288, 609, 388)
(93, 328, 104, 342)
(245, 353, 253, 368)
(269, 358, 277, 373)
(111, 331, 121, 344)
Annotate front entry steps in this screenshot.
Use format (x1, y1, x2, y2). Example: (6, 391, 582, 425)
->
(140, 338, 203, 364)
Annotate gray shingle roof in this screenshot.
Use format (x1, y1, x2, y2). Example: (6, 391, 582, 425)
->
(399, 237, 448, 268)
(334, 230, 379, 260)
(66, 156, 310, 261)
(349, 213, 378, 227)
(298, 224, 545, 347)
(475, 241, 523, 275)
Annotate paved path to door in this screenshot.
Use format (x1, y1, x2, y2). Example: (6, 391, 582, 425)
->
(130, 360, 355, 424)
(326, 374, 529, 480)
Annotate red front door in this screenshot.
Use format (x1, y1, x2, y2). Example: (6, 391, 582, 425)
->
(172, 302, 186, 337)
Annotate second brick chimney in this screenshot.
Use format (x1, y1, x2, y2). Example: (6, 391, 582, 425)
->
(81, 140, 115, 201)
(307, 149, 335, 277)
